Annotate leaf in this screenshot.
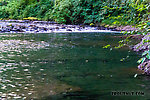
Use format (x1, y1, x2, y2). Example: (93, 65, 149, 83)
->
(120, 58, 125, 62)
(142, 50, 148, 56)
(146, 55, 150, 59)
(137, 57, 146, 64)
(90, 23, 94, 26)
(103, 44, 110, 48)
(134, 74, 138, 78)
(147, 22, 150, 26)
(146, 51, 150, 59)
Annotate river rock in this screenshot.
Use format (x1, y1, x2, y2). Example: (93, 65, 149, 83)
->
(40, 27, 48, 31)
(97, 26, 105, 30)
(56, 27, 59, 30)
(0, 20, 122, 33)
(66, 29, 72, 31)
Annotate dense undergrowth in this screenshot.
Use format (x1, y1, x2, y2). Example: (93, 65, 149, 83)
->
(0, 0, 149, 25)
(0, 0, 150, 74)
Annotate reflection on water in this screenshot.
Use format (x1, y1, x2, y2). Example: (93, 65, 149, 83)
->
(0, 33, 149, 100)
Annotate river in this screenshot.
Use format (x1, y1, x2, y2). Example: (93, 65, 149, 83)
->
(0, 33, 149, 100)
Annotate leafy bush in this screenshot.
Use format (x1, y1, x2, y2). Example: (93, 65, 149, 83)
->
(22, 0, 53, 19)
(0, 6, 9, 18)
(50, 0, 72, 23)
(0, 0, 53, 20)
(0, 0, 149, 24)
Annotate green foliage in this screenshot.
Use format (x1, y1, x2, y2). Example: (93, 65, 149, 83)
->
(0, 6, 9, 18)
(117, 1, 149, 73)
(103, 44, 111, 48)
(0, 0, 149, 25)
(0, 0, 53, 20)
(50, 0, 72, 23)
(22, 1, 53, 19)
(50, 0, 134, 24)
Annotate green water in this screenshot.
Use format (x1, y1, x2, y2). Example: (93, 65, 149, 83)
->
(0, 33, 149, 100)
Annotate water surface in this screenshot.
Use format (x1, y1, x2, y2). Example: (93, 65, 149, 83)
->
(0, 33, 149, 100)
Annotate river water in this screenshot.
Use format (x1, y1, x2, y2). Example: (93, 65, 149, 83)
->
(0, 33, 149, 100)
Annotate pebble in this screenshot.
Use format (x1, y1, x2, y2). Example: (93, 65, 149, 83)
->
(24, 69, 29, 72)
(0, 20, 120, 33)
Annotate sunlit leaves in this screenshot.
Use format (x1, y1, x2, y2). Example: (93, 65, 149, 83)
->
(103, 44, 110, 48)
(137, 57, 146, 64)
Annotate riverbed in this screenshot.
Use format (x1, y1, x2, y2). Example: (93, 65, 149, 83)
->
(0, 32, 149, 100)
(0, 20, 120, 33)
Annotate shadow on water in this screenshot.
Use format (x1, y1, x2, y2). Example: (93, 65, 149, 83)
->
(41, 91, 101, 100)
(0, 33, 150, 100)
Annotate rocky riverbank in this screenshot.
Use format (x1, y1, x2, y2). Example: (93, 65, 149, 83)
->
(0, 20, 137, 33)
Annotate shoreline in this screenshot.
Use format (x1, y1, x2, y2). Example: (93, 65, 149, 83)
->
(0, 20, 136, 34)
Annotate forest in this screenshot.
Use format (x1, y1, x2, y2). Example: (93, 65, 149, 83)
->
(0, 0, 149, 25)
